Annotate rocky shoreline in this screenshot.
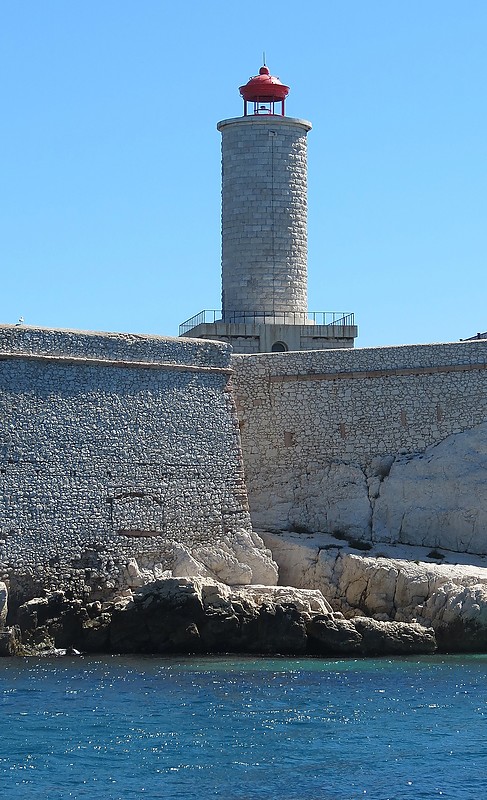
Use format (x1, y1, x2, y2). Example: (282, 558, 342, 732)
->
(260, 530, 487, 653)
(3, 529, 487, 658)
(0, 577, 436, 658)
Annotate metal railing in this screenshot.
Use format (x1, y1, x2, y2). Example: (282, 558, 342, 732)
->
(179, 310, 355, 336)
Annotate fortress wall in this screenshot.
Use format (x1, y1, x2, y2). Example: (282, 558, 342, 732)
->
(232, 341, 487, 553)
(0, 326, 250, 593)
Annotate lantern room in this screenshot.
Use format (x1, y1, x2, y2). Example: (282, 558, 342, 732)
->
(239, 65, 290, 116)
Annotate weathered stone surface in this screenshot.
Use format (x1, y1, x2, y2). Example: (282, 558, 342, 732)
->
(124, 531, 279, 589)
(248, 461, 371, 538)
(0, 582, 8, 628)
(0, 627, 22, 657)
(10, 577, 436, 657)
(16, 592, 87, 653)
(234, 585, 332, 616)
(232, 341, 487, 556)
(307, 615, 435, 656)
(261, 530, 487, 652)
(190, 530, 278, 586)
(353, 617, 436, 655)
(373, 423, 487, 554)
(0, 324, 252, 592)
(307, 616, 362, 654)
(109, 578, 206, 654)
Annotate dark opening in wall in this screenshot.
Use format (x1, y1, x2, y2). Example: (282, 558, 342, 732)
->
(271, 341, 288, 352)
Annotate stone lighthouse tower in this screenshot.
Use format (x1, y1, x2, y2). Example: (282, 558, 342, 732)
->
(180, 64, 357, 353)
(219, 66, 309, 327)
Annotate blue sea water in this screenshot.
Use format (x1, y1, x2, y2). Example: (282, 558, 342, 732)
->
(0, 655, 486, 800)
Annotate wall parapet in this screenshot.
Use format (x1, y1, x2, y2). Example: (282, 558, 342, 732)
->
(0, 324, 232, 370)
(269, 361, 487, 383)
(233, 339, 487, 377)
(0, 351, 232, 375)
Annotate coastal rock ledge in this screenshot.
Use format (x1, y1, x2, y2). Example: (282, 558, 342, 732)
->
(261, 530, 487, 653)
(0, 577, 435, 658)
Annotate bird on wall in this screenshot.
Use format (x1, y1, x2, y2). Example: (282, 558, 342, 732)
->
(15, 316, 24, 325)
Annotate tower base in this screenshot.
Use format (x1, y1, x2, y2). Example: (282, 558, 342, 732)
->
(181, 321, 358, 354)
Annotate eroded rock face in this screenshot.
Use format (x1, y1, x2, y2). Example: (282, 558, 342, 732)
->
(8, 577, 436, 658)
(0, 628, 22, 656)
(352, 618, 436, 656)
(0, 582, 7, 628)
(249, 462, 371, 538)
(260, 530, 487, 652)
(246, 424, 487, 557)
(373, 423, 487, 554)
(171, 530, 279, 586)
(307, 614, 435, 657)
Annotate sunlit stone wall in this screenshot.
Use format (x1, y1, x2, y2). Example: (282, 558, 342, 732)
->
(0, 325, 250, 589)
(232, 341, 487, 553)
(218, 116, 311, 322)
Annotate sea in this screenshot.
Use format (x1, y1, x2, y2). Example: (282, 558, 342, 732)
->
(0, 654, 485, 800)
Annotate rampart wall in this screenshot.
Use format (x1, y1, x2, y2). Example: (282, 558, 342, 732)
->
(0, 325, 251, 599)
(232, 341, 487, 554)
(2, 325, 487, 602)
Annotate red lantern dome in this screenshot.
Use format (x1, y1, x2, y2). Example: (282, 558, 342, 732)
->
(239, 65, 290, 116)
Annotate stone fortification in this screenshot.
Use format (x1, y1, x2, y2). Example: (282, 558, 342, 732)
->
(232, 340, 487, 554)
(218, 116, 311, 322)
(0, 325, 277, 605)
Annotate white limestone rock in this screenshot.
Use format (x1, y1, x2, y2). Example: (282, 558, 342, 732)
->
(171, 546, 212, 580)
(221, 530, 278, 585)
(186, 530, 278, 586)
(233, 584, 333, 616)
(249, 461, 371, 538)
(189, 546, 253, 585)
(176, 577, 331, 617)
(373, 423, 487, 554)
(120, 558, 159, 588)
(260, 528, 487, 636)
(115, 530, 279, 593)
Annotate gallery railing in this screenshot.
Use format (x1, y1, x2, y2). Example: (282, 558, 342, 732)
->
(179, 310, 355, 336)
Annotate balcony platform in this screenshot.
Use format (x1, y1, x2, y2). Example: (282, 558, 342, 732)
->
(179, 311, 358, 354)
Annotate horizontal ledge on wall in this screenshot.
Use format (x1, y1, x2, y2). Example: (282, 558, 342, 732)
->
(269, 362, 487, 383)
(117, 529, 165, 538)
(0, 352, 233, 376)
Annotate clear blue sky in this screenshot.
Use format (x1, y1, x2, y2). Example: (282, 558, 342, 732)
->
(1, 1, 485, 347)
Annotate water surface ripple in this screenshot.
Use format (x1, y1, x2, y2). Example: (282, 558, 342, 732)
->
(0, 654, 486, 799)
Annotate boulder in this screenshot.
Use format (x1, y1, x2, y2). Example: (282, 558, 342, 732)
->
(16, 592, 87, 651)
(353, 617, 436, 655)
(0, 582, 7, 627)
(109, 578, 206, 654)
(0, 626, 22, 657)
(307, 616, 362, 654)
(306, 615, 435, 656)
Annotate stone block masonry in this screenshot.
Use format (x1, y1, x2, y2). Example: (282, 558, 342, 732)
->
(232, 341, 487, 554)
(0, 325, 252, 598)
(218, 116, 311, 320)
(3, 322, 487, 600)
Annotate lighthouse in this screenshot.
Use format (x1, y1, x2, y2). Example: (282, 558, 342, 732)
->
(180, 64, 357, 353)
